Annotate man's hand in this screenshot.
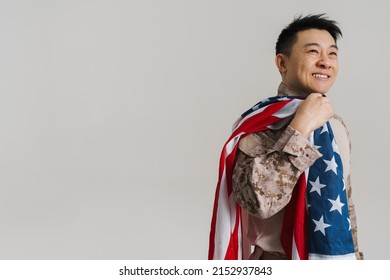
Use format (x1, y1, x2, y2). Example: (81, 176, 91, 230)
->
(289, 93, 334, 138)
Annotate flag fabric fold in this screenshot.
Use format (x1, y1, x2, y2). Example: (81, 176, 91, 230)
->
(208, 96, 355, 260)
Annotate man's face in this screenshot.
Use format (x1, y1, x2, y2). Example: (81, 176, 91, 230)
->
(279, 29, 339, 96)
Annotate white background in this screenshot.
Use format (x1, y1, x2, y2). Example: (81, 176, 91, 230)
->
(0, 0, 388, 259)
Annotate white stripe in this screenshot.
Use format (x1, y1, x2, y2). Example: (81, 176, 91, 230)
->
(291, 235, 301, 260)
(225, 133, 243, 155)
(309, 252, 357, 260)
(272, 99, 303, 118)
(267, 100, 301, 129)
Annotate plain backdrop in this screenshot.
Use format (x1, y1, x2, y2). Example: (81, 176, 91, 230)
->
(0, 0, 389, 260)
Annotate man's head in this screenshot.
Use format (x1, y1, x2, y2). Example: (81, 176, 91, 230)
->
(275, 14, 342, 96)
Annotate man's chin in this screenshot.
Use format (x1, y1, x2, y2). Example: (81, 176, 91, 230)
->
(311, 87, 331, 94)
(312, 83, 334, 94)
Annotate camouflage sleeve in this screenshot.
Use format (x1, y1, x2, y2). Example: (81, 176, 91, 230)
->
(232, 125, 321, 219)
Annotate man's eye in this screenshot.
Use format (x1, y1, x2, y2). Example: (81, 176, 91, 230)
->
(329, 52, 338, 56)
(309, 49, 319, 54)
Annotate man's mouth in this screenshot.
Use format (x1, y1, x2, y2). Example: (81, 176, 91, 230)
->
(312, 73, 329, 79)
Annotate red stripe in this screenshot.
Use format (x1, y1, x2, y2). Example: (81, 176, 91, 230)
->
(281, 174, 308, 259)
(229, 101, 289, 141)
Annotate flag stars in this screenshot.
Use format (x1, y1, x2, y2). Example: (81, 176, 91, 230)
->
(320, 124, 328, 134)
(314, 144, 322, 151)
(313, 216, 331, 236)
(307, 122, 353, 251)
(328, 195, 345, 214)
(309, 176, 326, 196)
(324, 156, 338, 175)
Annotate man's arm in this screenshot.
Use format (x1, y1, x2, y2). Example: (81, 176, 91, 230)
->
(232, 126, 321, 219)
(233, 93, 332, 219)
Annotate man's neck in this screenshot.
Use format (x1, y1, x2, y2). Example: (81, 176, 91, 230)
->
(277, 83, 302, 97)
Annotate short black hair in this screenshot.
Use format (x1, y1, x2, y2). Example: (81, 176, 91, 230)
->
(275, 14, 342, 56)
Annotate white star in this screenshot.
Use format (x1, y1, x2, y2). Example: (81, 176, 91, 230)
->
(324, 156, 338, 175)
(309, 176, 326, 196)
(314, 144, 322, 150)
(342, 178, 346, 191)
(332, 138, 339, 154)
(320, 124, 328, 134)
(313, 215, 331, 236)
(328, 195, 345, 214)
(347, 218, 351, 231)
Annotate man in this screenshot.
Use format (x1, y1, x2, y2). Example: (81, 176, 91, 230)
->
(209, 14, 362, 260)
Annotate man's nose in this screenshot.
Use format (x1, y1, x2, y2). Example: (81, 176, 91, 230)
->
(317, 56, 332, 69)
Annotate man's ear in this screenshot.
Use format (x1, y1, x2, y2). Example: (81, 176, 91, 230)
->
(275, 54, 288, 73)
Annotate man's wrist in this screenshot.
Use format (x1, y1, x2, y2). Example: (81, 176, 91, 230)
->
(289, 120, 310, 138)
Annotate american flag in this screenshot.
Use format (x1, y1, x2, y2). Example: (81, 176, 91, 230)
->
(305, 122, 356, 259)
(208, 96, 356, 260)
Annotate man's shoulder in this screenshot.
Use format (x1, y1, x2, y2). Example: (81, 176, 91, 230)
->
(238, 128, 285, 157)
(332, 113, 349, 130)
(331, 113, 351, 139)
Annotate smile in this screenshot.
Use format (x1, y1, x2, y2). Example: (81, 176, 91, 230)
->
(312, 73, 329, 79)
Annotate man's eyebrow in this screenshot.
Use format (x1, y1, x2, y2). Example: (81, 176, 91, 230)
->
(303, 42, 339, 50)
(330, 44, 339, 50)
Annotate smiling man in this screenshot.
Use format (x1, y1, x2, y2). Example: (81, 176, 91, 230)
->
(209, 14, 363, 260)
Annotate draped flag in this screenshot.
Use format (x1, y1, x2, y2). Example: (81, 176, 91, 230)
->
(208, 96, 356, 260)
(305, 122, 356, 259)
